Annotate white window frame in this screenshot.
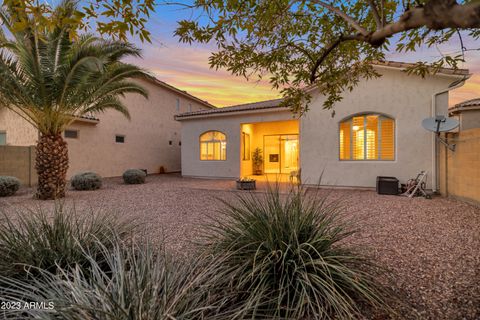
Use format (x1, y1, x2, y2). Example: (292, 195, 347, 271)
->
(338, 113, 395, 161)
(199, 131, 227, 161)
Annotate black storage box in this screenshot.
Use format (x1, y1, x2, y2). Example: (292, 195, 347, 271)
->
(376, 176, 399, 195)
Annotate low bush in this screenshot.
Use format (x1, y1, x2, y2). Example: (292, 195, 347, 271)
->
(71, 172, 102, 190)
(0, 204, 133, 281)
(204, 185, 390, 319)
(122, 169, 146, 184)
(0, 176, 20, 197)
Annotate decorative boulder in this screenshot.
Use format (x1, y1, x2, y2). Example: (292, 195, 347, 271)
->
(0, 176, 21, 197)
(122, 169, 146, 184)
(71, 172, 102, 191)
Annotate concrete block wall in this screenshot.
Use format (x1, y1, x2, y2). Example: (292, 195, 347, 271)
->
(0, 146, 37, 186)
(439, 128, 480, 205)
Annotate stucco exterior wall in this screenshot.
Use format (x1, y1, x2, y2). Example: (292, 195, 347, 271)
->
(300, 67, 457, 188)
(0, 109, 38, 146)
(65, 78, 212, 178)
(180, 111, 296, 178)
(0, 78, 212, 179)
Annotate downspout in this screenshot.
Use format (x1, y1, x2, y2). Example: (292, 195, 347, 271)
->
(431, 78, 467, 192)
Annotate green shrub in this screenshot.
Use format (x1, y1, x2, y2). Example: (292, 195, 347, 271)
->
(204, 185, 390, 319)
(0, 242, 231, 320)
(122, 169, 146, 184)
(0, 176, 20, 197)
(71, 172, 102, 190)
(0, 204, 132, 281)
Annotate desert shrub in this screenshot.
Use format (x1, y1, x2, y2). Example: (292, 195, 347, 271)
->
(122, 169, 146, 184)
(0, 176, 20, 197)
(0, 242, 232, 320)
(0, 204, 133, 281)
(71, 172, 102, 190)
(204, 185, 390, 319)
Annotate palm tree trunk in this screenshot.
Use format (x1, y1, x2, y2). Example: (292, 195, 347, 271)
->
(35, 133, 69, 200)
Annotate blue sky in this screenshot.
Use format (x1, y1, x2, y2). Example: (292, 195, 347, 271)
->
(122, 1, 480, 107)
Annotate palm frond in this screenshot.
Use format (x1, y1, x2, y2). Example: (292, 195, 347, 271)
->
(0, 0, 148, 135)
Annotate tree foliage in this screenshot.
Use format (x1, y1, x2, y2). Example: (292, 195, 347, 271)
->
(3, 0, 155, 42)
(0, 0, 149, 135)
(175, 0, 480, 113)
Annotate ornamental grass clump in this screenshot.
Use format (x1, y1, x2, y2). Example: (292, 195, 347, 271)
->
(0, 176, 20, 197)
(205, 185, 390, 319)
(0, 204, 132, 282)
(0, 241, 231, 320)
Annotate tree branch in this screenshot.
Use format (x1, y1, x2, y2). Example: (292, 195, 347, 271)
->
(310, 34, 361, 82)
(367, 0, 382, 29)
(308, 0, 369, 36)
(308, 0, 480, 83)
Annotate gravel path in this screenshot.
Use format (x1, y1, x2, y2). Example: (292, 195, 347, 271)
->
(0, 174, 479, 320)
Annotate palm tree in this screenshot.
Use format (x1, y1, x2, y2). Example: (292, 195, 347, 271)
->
(0, 1, 148, 199)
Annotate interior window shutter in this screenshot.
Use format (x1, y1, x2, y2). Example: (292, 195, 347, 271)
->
(339, 121, 351, 160)
(381, 118, 395, 160)
(366, 115, 378, 159)
(352, 116, 365, 160)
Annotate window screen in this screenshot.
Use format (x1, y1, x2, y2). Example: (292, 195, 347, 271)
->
(64, 130, 78, 139)
(115, 135, 125, 143)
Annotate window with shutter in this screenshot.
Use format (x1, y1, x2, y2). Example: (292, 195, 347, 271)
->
(199, 131, 227, 160)
(339, 114, 395, 161)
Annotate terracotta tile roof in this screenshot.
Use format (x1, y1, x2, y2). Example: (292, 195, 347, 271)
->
(175, 98, 285, 119)
(450, 98, 480, 114)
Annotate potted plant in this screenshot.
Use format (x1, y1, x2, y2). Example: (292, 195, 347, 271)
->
(252, 147, 263, 175)
(236, 177, 256, 190)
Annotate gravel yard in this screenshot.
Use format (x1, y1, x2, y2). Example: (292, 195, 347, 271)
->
(0, 173, 479, 320)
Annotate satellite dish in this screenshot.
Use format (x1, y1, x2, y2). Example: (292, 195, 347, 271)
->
(421, 115, 459, 151)
(422, 115, 459, 133)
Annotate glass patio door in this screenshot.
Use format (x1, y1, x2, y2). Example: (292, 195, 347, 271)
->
(263, 134, 299, 174)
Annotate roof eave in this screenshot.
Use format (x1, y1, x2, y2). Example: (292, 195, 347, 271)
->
(175, 106, 290, 121)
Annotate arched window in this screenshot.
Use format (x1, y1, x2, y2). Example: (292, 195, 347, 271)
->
(200, 131, 227, 160)
(339, 114, 395, 161)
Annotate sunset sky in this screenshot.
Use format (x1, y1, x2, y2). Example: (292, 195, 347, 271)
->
(126, 3, 480, 108)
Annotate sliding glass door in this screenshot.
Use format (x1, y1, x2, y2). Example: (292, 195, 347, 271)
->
(263, 134, 299, 174)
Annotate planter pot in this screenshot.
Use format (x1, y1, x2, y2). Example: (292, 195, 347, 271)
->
(236, 180, 256, 190)
(253, 169, 263, 175)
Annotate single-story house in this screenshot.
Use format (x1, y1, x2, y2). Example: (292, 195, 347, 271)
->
(175, 61, 470, 191)
(0, 77, 215, 179)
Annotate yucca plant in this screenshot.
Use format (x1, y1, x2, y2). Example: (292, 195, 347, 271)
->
(204, 185, 390, 319)
(0, 203, 133, 282)
(0, 0, 148, 199)
(0, 240, 234, 320)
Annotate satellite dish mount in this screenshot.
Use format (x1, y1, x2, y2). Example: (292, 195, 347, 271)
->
(421, 115, 459, 152)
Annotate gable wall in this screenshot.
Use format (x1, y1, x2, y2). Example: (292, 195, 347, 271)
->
(300, 67, 457, 188)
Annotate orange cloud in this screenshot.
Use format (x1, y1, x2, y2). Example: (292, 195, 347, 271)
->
(127, 43, 280, 107)
(128, 41, 479, 108)
(450, 74, 480, 106)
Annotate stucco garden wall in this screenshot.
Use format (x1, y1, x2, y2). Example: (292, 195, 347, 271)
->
(0, 145, 36, 186)
(300, 66, 457, 189)
(439, 128, 480, 205)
